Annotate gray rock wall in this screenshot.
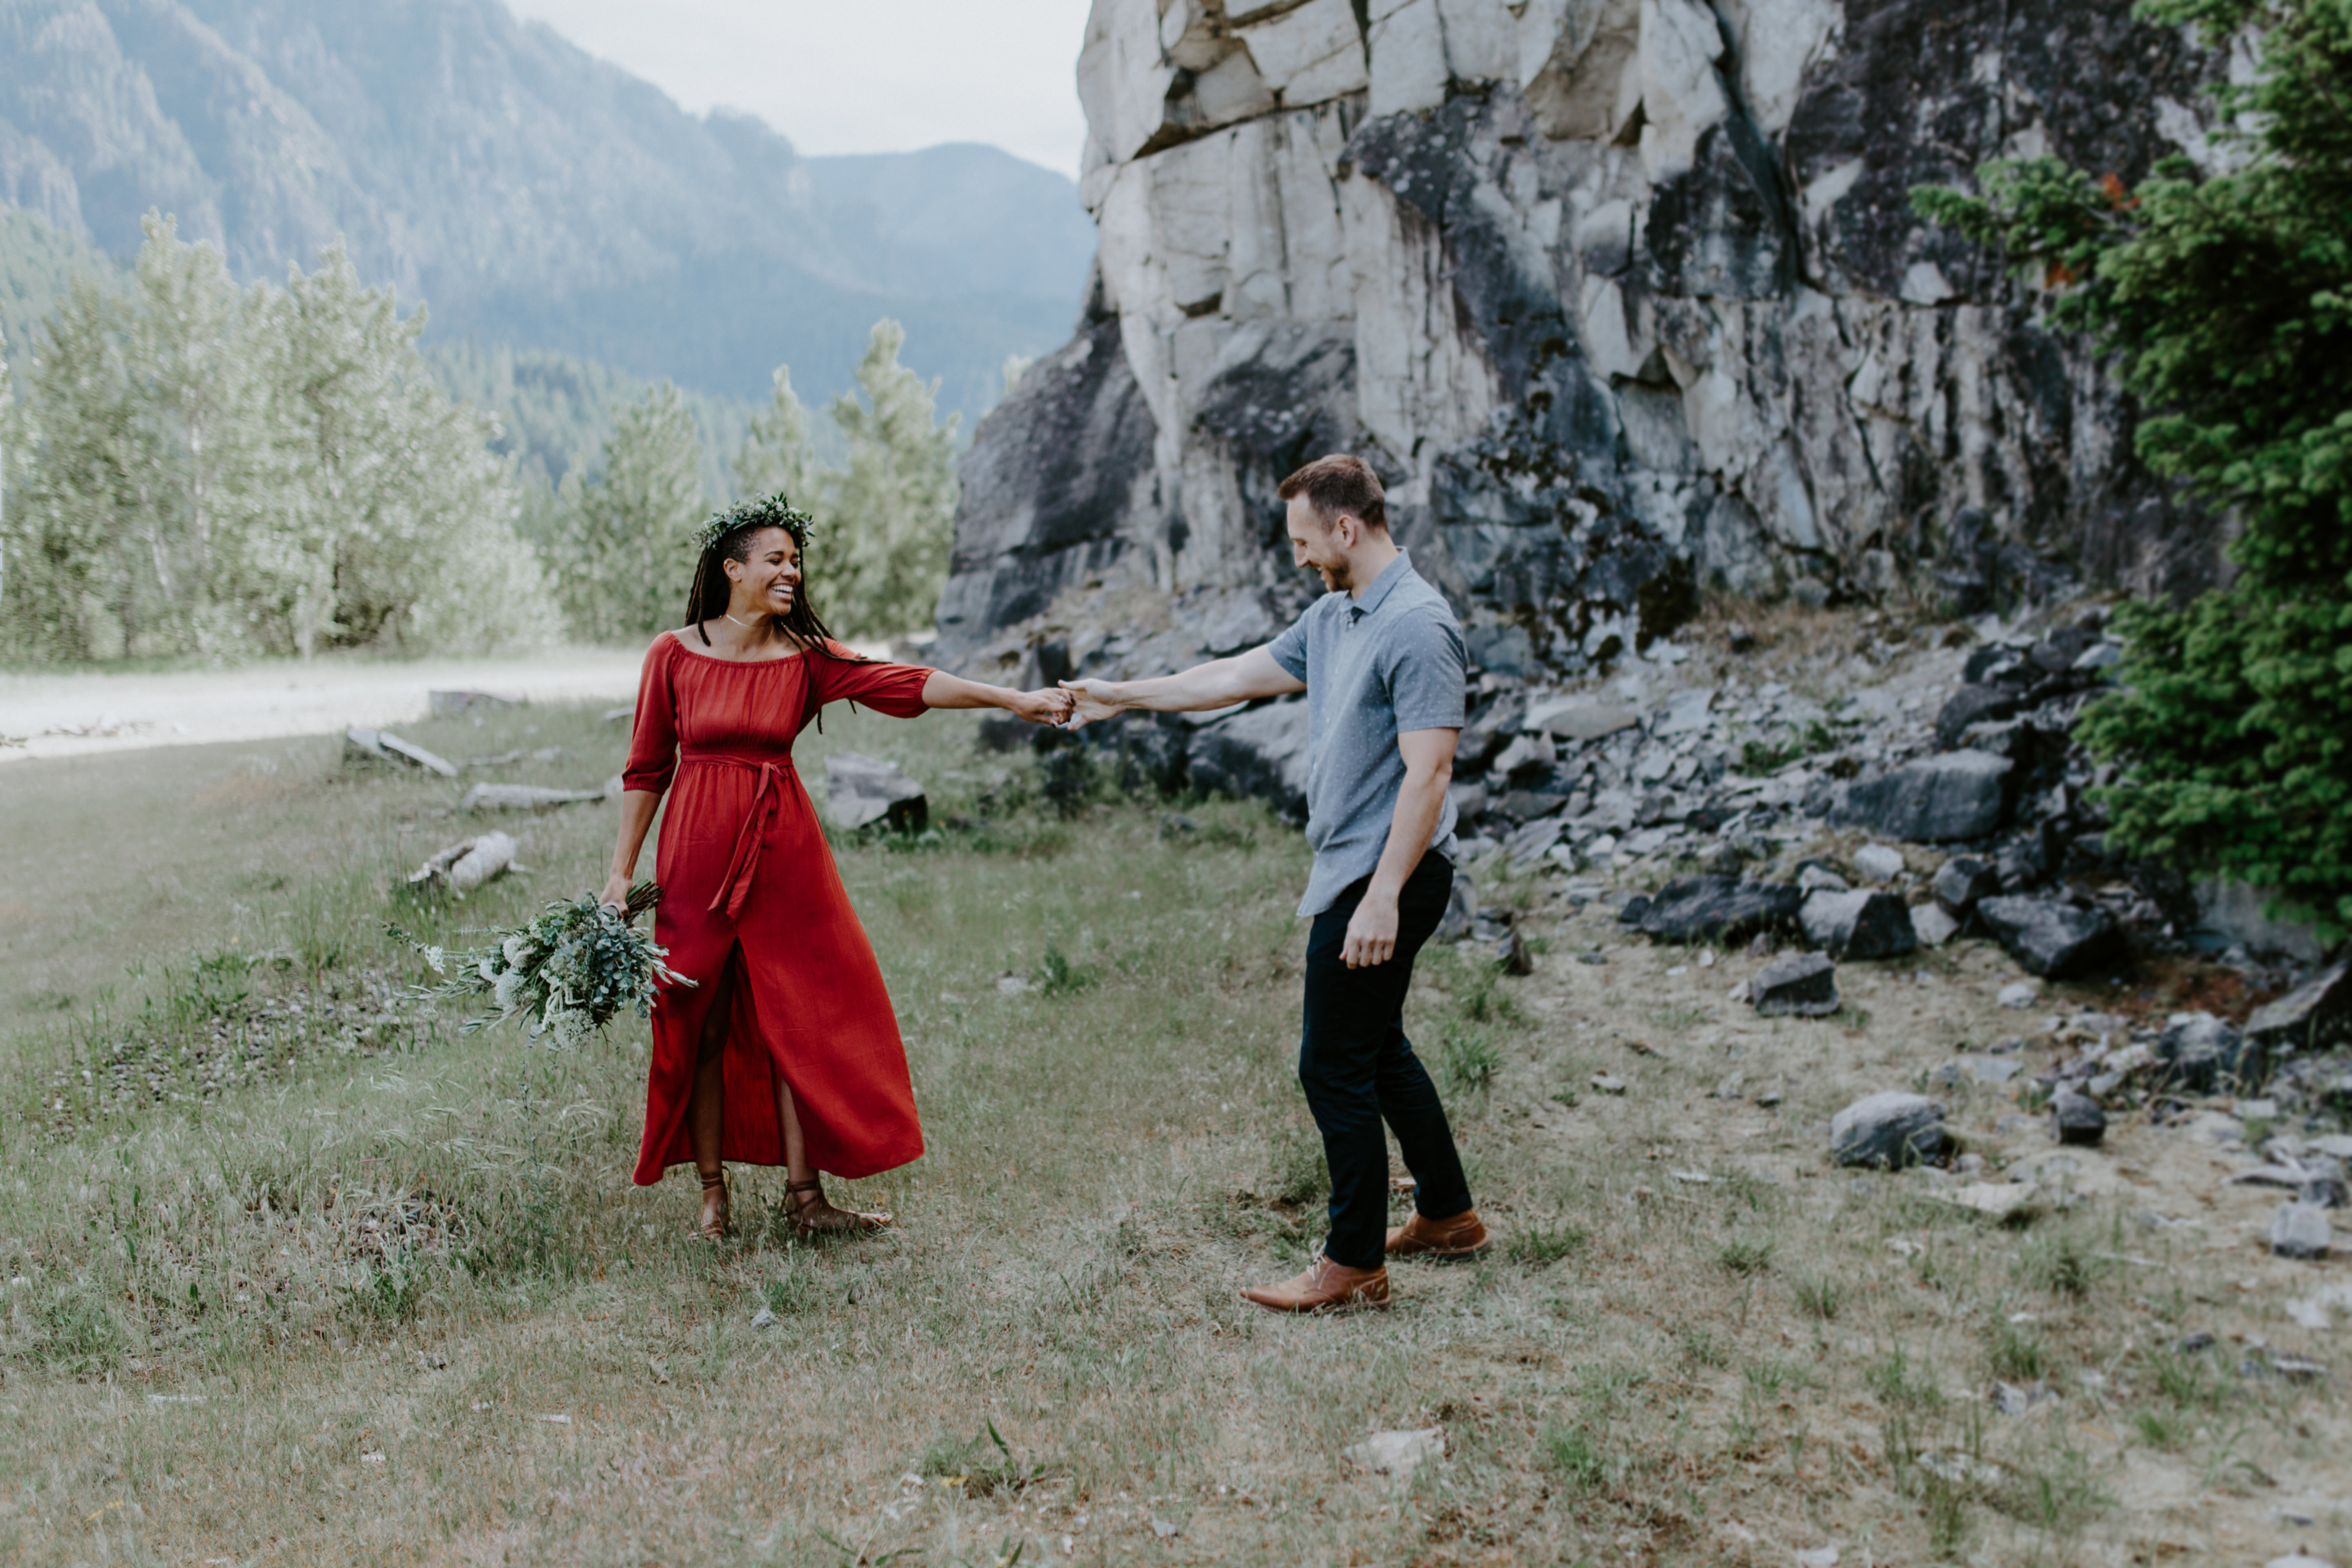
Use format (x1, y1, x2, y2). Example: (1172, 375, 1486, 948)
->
(940, 0, 2228, 673)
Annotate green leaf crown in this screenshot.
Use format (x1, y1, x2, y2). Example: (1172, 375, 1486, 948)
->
(693, 494, 817, 558)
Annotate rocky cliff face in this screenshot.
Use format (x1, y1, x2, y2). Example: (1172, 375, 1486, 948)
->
(940, 0, 2225, 675)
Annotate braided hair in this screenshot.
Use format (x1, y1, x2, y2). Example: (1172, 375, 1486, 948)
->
(684, 494, 849, 659)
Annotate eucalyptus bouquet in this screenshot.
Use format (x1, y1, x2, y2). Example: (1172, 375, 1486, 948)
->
(407, 880, 693, 1048)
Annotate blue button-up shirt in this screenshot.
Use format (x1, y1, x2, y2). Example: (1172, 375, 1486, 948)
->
(1266, 550, 1467, 917)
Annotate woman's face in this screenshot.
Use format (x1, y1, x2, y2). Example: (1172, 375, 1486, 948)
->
(722, 527, 801, 618)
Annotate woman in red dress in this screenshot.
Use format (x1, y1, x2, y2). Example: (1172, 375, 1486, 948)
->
(600, 498, 1068, 1238)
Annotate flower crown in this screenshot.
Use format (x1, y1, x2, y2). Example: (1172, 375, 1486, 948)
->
(693, 494, 817, 558)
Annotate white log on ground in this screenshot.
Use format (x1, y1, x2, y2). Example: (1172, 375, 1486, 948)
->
(405, 831, 521, 895)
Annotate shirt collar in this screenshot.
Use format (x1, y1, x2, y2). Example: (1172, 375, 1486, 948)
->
(1347, 550, 1415, 621)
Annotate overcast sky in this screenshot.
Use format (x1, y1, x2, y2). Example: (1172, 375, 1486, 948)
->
(505, 0, 1096, 177)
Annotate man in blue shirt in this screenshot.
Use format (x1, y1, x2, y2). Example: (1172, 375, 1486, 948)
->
(1061, 454, 1491, 1314)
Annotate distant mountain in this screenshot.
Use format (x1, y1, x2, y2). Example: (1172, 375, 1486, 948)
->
(0, 0, 1096, 420)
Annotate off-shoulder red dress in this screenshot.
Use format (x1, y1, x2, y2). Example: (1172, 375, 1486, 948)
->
(620, 632, 933, 1187)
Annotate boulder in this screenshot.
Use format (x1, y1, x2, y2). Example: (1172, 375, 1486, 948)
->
(2157, 1011, 2265, 1094)
(2051, 1091, 2106, 1147)
(1834, 750, 2013, 843)
(1435, 868, 1477, 943)
(1799, 890, 1917, 962)
(1637, 876, 1801, 945)
(1933, 856, 2000, 916)
(1976, 897, 2125, 979)
(1832, 1092, 1949, 1169)
(1751, 952, 1838, 1017)
(824, 753, 929, 833)
(1187, 700, 1310, 822)
(345, 727, 458, 778)
(2245, 962, 2352, 1054)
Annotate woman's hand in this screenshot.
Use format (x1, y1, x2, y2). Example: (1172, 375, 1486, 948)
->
(599, 870, 634, 913)
(1008, 686, 1075, 726)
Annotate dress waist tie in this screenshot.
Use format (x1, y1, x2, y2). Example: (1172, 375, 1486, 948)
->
(683, 752, 796, 921)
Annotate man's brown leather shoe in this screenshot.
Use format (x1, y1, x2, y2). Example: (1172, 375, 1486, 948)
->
(1238, 1256, 1391, 1315)
(1385, 1208, 1492, 1261)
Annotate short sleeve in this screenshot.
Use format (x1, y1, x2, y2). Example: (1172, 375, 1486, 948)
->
(1386, 609, 1468, 733)
(1267, 607, 1312, 682)
(620, 637, 681, 795)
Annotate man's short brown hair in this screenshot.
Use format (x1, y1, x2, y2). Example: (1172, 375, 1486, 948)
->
(1278, 454, 1387, 531)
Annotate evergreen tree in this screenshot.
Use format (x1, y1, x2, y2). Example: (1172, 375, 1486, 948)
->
(258, 245, 555, 655)
(823, 320, 957, 639)
(0, 216, 552, 659)
(733, 364, 820, 506)
(1914, 0, 2352, 935)
(561, 381, 706, 640)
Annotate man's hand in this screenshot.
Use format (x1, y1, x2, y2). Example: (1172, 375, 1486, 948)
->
(1008, 686, 1074, 726)
(1057, 677, 1124, 731)
(1343, 887, 1401, 968)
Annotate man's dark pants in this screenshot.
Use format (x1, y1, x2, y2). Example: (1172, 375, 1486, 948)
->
(1299, 850, 1474, 1270)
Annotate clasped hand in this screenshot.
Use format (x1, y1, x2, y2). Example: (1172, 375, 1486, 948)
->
(1009, 686, 1075, 726)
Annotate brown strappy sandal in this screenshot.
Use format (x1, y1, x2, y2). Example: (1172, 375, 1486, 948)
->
(785, 1176, 891, 1237)
(695, 1169, 731, 1240)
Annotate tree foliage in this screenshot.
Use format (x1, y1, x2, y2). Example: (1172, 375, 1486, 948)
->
(1914, 0, 2352, 936)
(822, 320, 959, 639)
(550, 382, 707, 642)
(0, 214, 554, 660)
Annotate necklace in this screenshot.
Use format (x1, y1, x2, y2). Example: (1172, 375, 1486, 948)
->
(723, 613, 755, 628)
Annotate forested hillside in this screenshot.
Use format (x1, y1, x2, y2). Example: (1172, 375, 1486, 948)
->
(0, 0, 1094, 420)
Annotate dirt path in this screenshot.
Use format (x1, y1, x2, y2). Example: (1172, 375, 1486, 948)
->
(0, 648, 649, 765)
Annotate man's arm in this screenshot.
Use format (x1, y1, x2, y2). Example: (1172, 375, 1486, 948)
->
(1058, 645, 1305, 729)
(1341, 727, 1458, 969)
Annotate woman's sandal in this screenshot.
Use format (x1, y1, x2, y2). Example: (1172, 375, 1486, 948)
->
(785, 1176, 891, 1237)
(696, 1169, 731, 1240)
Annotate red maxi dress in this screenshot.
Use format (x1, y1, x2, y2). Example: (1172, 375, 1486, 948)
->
(621, 632, 934, 1186)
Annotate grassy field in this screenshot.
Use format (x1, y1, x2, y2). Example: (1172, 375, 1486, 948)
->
(1, 690, 2346, 1566)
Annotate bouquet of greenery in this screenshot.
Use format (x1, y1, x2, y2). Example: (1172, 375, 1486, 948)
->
(406, 881, 694, 1048)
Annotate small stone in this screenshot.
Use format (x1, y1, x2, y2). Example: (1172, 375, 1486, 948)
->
(1834, 750, 2013, 842)
(2245, 961, 2352, 1053)
(2052, 1091, 2106, 1147)
(1911, 904, 1960, 946)
(1853, 844, 1906, 883)
(1831, 1091, 1948, 1169)
(2158, 1011, 2264, 1094)
(1976, 897, 2125, 980)
(1342, 1427, 1444, 1478)
(996, 974, 1032, 997)
(749, 1305, 776, 1330)
(1998, 982, 2039, 1009)
(826, 752, 929, 833)
(1592, 1074, 1629, 1095)
(1752, 952, 1840, 1017)
(2270, 1201, 2335, 1260)
(1493, 927, 1535, 976)
(1933, 856, 2000, 916)
(2268, 1553, 2340, 1568)
(1796, 862, 1847, 894)
(1637, 875, 1802, 945)
(1526, 699, 1641, 742)
(1799, 889, 1918, 961)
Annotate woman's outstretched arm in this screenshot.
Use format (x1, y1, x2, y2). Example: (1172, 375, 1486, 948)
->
(920, 670, 1070, 726)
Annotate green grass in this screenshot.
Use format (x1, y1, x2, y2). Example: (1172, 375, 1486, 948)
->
(0, 689, 2336, 1565)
